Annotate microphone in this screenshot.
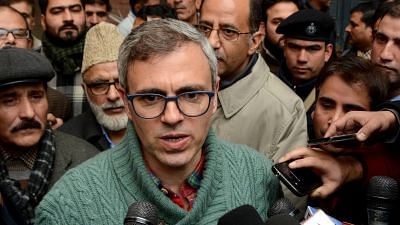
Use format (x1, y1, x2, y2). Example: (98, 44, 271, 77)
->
(124, 201, 159, 225)
(367, 176, 399, 225)
(265, 214, 300, 225)
(267, 198, 301, 221)
(217, 205, 264, 225)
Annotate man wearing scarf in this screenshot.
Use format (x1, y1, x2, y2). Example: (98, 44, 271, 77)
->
(0, 47, 98, 225)
(39, 0, 88, 117)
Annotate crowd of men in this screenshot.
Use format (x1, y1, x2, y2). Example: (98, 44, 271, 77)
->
(1, 0, 400, 224)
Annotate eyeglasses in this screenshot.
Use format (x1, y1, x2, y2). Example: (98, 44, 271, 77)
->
(126, 91, 215, 119)
(0, 28, 30, 40)
(85, 80, 120, 95)
(195, 24, 251, 41)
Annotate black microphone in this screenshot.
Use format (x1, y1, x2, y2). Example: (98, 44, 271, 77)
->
(367, 176, 399, 225)
(124, 201, 159, 225)
(267, 198, 301, 221)
(217, 205, 264, 225)
(265, 214, 300, 225)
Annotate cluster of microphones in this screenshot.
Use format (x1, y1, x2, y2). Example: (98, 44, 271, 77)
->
(124, 176, 399, 225)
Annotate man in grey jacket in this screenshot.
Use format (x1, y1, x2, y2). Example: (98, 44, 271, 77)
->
(198, 0, 307, 162)
(0, 47, 98, 225)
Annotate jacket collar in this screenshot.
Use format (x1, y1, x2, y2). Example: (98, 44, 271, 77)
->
(217, 54, 270, 118)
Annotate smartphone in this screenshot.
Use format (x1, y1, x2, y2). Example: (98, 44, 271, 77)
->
(308, 133, 358, 147)
(272, 161, 322, 197)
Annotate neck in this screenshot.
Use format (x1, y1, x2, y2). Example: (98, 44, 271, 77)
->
(144, 149, 202, 193)
(0, 142, 38, 158)
(107, 128, 126, 145)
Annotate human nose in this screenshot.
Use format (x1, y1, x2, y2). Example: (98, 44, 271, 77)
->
(160, 99, 184, 125)
(63, 10, 73, 21)
(19, 98, 35, 119)
(379, 41, 394, 62)
(4, 32, 16, 46)
(208, 29, 221, 49)
(107, 83, 120, 101)
(328, 108, 344, 126)
(297, 49, 308, 63)
(345, 24, 351, 33)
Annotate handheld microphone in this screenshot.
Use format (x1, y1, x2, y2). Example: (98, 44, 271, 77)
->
(267, 198, 301, 221)
(265, 214, 300, 225)
(217, 205, 264, 225)
(367, 176, 399, 225)
(124, 201, 159, 225)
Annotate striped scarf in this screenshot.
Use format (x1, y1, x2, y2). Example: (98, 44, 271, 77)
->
(42, 32, 86, 77)
(0, 125, 55, 225)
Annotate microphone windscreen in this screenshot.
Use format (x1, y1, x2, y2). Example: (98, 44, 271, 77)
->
(265, 214, 300, 225)
(124, 201, 158, 225)
(267, 198, 297, 217)
(367, 176, 399, 210)
(218, 205, 264, 225)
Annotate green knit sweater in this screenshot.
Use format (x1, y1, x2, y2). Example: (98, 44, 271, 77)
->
(35, 124, 281, 225)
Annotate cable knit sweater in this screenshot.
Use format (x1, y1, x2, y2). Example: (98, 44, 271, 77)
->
(35, 124, 281, 225)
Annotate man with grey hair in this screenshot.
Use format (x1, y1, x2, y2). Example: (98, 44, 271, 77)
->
(60, 22, 128, 151)
(35, 19, 280, 225)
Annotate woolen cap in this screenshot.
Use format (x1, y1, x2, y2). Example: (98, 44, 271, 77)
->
(276, 9, 335, 43)
(0, 47, 54, 88)
(81, 22, 124, 74)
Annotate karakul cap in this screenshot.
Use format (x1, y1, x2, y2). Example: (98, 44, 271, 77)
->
(81, 22, 124, 74)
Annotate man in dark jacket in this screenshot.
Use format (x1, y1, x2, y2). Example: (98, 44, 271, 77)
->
(0, 47, 98, 225)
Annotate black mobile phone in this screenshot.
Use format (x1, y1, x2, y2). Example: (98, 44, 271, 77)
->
(307, 133, 358, 147)
(272, 161, 322, 197)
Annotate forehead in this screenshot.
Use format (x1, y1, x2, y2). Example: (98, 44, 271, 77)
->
(350, 11, 363, 21)
(267, 2, 298, 18)
(319, 75, 370, 108)
(47, 0, 82, 10)
(0, 8, 27, 29)
(10, 1, 33, 15)
(84, 61, 118, 80)
(85, 3, 107, 11)
(285, 38, 325, 47)
(376, 15, 400, 40)
(0, 82, 45, 95)
(201, 0, 249, 28)
(127, 43, 212, 92)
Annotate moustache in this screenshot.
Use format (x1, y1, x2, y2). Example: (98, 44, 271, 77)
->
(11, 120, 42, 133)
(60, 23, 78, 32)
(101, 100, 125, 110)
(214, 51, 225, 62)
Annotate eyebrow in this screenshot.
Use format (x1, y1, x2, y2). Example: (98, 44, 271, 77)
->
(134, 85, 209, 96)
(49, 4, 82, 12)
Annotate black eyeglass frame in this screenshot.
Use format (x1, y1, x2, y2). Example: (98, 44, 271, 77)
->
(195, 24, 251, 41)
(84, 80, 120, 96)
(0, 28, 31, 40)
(126, 90, 215, 119)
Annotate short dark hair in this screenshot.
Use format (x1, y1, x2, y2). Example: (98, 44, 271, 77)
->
(263, 0, 299, 21)
(250, 0, 265, 33)
(39, 0, 84, 14)
(136, 4, 177, 20)
(316, 57, 390, 109)
(372, 0, 400, 30)
(350, 2, 376, 27)
(83, 0, 111, 12)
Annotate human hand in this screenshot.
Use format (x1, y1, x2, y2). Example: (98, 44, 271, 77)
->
(324, 110, 398, 142)
(47, 113, 63, 129)
(279, 147, 363, 198)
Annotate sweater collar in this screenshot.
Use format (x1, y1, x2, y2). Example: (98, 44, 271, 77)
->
(110, 123, 223, 225)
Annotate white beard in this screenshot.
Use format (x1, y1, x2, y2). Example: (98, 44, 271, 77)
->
(88, 98, 128, 131)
